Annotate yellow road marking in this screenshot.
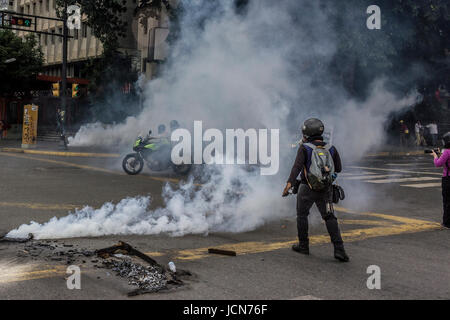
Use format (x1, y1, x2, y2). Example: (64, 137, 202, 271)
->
(338, 219, 393, 226)
(0, 265, 68, 284)
(0, 201, 79, 211)
(2, 148, 120, 158)
(148, 211, 439, 261)
(0, 152, 184, 184)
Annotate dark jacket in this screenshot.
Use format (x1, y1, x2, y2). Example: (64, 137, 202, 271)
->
(287, 137, 342, 185)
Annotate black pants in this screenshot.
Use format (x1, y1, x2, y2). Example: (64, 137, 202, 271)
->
(443, 177, 450, 227)
(297, 184, 343, 247)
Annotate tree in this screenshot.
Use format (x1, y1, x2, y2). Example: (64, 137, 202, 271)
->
(54, 1, 139, 122)
(0, 30, 43, 96)
(136, 0, 182, 44)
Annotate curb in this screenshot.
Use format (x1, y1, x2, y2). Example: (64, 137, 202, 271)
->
(1, 148, 120, 158)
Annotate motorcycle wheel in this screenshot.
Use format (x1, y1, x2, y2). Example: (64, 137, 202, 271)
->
(122, 154, 144, 175)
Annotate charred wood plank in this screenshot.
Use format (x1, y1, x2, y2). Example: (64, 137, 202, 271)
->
(208, 248, 237, 256)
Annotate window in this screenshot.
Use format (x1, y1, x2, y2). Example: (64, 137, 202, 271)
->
(74, 29, 79, 40)
(51, 29, 55, 44)
(33, 3, 36, 14)
(58, 27, 63, 42)
(43, 33, 47, 45)
(46, 0, 49, 12)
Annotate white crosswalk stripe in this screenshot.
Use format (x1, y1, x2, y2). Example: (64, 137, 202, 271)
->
(338, 172, 378, 177)
(341, 174, 403, 180)
(339, 169, 441, 188)
(365, 177, 440, 184)
(400, 183, 441, 188)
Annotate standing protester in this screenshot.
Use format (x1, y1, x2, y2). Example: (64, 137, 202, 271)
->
(282, 118, 349, 262)
(427, 121, 439, 147)
(415, 121, 426, 147)
(399, 120, 409, 147)
(56, 107, 68, 150)
(0, 120, 4, 140)
(430, 132, 450, 229)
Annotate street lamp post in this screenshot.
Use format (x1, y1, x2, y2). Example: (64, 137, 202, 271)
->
(61, 1, 68, 115)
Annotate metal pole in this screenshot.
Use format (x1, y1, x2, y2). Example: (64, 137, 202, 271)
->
(61, 1, 68, 149)
(61, 1, 68, 115)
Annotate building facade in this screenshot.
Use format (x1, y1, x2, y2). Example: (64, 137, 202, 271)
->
(9, 0, 142, 79)
(1, 0, 172, 134)
(7, 0, 172, 80)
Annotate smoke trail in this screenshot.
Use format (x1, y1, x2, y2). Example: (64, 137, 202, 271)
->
(9, 0, 420, 239)
(7, 165, 288, 239)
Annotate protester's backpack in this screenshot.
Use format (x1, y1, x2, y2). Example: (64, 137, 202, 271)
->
(304, 143, 335, 191)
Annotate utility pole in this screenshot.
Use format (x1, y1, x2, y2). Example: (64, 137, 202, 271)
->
(60, 1, 69, 149)
(61, 1, 68, 115)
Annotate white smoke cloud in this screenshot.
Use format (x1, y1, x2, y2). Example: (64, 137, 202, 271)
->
(7, 165, 288, 239)
(9, 0, 419, 239)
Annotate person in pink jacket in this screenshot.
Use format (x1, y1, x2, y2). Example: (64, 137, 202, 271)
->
(431, 132, 450, 228)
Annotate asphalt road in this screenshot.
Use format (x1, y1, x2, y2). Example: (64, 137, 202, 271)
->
(0, 148, 448, 300)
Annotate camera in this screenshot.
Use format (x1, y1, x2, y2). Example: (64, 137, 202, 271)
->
(424, 148, 440, 154)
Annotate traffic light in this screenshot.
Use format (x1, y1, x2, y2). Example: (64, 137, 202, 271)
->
(72, 83, 80, 98)
(11, 16, 32, 27)
(52, 83, 60, 97)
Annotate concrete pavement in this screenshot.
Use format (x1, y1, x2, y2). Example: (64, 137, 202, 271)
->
(0, 147, 448, 299)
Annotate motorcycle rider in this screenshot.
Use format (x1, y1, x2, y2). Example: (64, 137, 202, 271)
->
(158, 124, 167, 136)
(170, 120, 180, 132)
(282, 118, 349, 262)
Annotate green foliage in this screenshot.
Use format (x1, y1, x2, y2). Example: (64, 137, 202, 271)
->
(82, 49, 139, 123)
(136, 0, 183, 44)
(83, 48, 137, 91)
(54, 0, 137, 116)
(0, 30, 43, 95)
(136, 0, 173, 19)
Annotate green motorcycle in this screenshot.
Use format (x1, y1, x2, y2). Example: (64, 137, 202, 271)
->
(122, 131, 191, 175)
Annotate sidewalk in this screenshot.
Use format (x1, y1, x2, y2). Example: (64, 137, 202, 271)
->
(0, 140, 121, 158)
(366, 145, 432, 157)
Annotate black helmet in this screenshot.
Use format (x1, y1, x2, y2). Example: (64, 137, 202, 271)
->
(302, 118, 325, 138)
(443, 132, 450, 148)
(170, 120, 180, 130)
(158, 124, 166, 134)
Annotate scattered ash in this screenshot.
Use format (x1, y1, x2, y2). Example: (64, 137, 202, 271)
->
(102, 259, 168, 294)
(9, 239, 192, 296)
(13, 240, 96, 265)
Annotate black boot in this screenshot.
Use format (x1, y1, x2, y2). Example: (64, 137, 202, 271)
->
(334, 244, 349, 262)
(292, 242, 309, 255)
